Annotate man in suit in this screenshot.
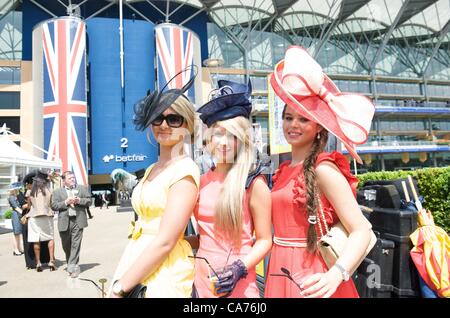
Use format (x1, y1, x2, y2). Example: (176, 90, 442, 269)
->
(51, 171, 91, 278)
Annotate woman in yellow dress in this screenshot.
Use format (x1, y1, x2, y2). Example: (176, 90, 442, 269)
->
(110, 70, 200, 298)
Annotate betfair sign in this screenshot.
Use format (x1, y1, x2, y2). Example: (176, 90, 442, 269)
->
(102, 154, 147, 163)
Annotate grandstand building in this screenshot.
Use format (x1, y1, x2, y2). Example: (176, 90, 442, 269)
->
(0, 0, 449, 180)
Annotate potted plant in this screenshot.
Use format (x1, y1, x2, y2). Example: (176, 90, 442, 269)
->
(2, 209, 13, 229)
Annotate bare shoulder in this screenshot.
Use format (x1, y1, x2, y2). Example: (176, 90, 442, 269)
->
(315, 161, 346, 187)
(250, 176, 270, 200)
(315, 160, 340, 174)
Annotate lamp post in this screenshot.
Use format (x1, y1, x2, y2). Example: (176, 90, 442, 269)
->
(195, 58, 225, 164)
(119, 0, 127, 167)
(203, 58, 225, 87)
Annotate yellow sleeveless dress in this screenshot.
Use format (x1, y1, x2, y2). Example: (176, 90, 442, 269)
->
(111, 157, 200, 297)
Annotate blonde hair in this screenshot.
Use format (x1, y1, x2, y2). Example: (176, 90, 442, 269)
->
(207, 116, 255, 248)
(171, 95, 195, 142)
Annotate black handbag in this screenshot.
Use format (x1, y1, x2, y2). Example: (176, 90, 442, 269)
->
(126, 284, 147, 298)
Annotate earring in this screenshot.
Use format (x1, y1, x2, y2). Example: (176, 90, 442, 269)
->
(317, 133, 321, 140)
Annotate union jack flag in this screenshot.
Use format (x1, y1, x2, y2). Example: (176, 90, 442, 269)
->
(155, 25, 196, 101)
(42, 19, 88, 186)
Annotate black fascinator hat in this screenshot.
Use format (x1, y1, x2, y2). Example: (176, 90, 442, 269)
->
(133, 65, 197, 131)
(23, 169, 49, 184)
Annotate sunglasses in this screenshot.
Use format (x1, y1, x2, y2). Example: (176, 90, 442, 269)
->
(270, 267, 303, 292)
(151, 114, 185, 128)
(188, 248, 233, 279)
(188, 255, 220, 278)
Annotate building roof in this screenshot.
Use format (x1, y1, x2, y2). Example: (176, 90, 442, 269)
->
(3, 1, 450, 78)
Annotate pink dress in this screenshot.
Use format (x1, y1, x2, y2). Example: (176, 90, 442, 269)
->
(264, 152, 360, 298)
(194, 169, 261, 298)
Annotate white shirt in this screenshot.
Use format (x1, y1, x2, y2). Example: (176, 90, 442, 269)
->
(65, 186, 78, 217)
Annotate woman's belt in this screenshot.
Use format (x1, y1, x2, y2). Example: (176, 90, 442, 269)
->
(128, 220, 158, 240)
(273, 236, 308, 248)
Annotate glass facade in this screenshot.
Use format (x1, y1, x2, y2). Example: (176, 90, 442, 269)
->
(0, 116, 20, 134)
(205, 0, 450, 171)
(333, 79, 371, 94)
(0, 66, 20, 84)
(378, 119, 428, 131)
(383, 152, 434, 171)
(376, 82, 422, 95)
(435, 151, 450, 167)
(252, 115, 269, 146)
(1, 0, 448, 173)
(427, 84, 450, 97)
(0, 6, 22, 60)
(250, 75, 268, 92)
(0, 91, 20, 109)
(431, 120, 450, 131)
(355, 151, 450, 173)
(206, 0, 450, 81)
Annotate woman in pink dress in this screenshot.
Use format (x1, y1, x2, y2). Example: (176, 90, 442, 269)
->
(264, 46, 376, 298)
(189, 80, 272, 298)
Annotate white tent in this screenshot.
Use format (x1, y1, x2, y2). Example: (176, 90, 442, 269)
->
(0, 135, 62, 169)
(0, 127, 62, 187)
(0, 126, 62, 215)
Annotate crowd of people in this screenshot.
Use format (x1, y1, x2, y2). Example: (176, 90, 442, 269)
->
(5, 46, 376, 298)
(7, 170, 92, 278)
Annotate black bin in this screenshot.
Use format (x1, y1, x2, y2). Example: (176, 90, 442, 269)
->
(358, 185, 401, 209)
(363, 178, 419, 202)
(382, 233, 420, 297)
(353, 258, 377, 298)
(368, 207, 420, 298)
(353, 235, 395, 298)
(369, 207, 417, 237)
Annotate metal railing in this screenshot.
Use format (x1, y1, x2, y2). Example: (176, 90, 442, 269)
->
(362, 140, 449, 147)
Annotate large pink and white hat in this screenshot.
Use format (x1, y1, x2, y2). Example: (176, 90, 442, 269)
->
(270, 45, 375, 164)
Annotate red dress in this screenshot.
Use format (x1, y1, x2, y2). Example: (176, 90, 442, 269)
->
(264, 152, 360, 298)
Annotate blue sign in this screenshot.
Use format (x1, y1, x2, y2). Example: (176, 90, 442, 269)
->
(88, 18, 158, 175)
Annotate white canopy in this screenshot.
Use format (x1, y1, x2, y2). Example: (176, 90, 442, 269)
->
(0, 132, 61, 170)
(0, 127, 61, 215)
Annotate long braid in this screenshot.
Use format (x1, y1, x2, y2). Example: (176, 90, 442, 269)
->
(304, 129, 328, 252)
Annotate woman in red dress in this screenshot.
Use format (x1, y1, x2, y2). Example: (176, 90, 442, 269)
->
(264, 46, 376, 298)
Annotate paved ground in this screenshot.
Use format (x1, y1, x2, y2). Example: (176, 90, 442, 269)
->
(0, 206, 133, 298)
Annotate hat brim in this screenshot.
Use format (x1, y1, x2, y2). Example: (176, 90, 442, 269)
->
(197, 92, 249, 114)
(270, 60, 362, 163)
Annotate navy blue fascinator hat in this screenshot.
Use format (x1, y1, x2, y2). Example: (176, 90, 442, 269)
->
(197, 79, 252, 127)
(133, 66, 197, 131)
